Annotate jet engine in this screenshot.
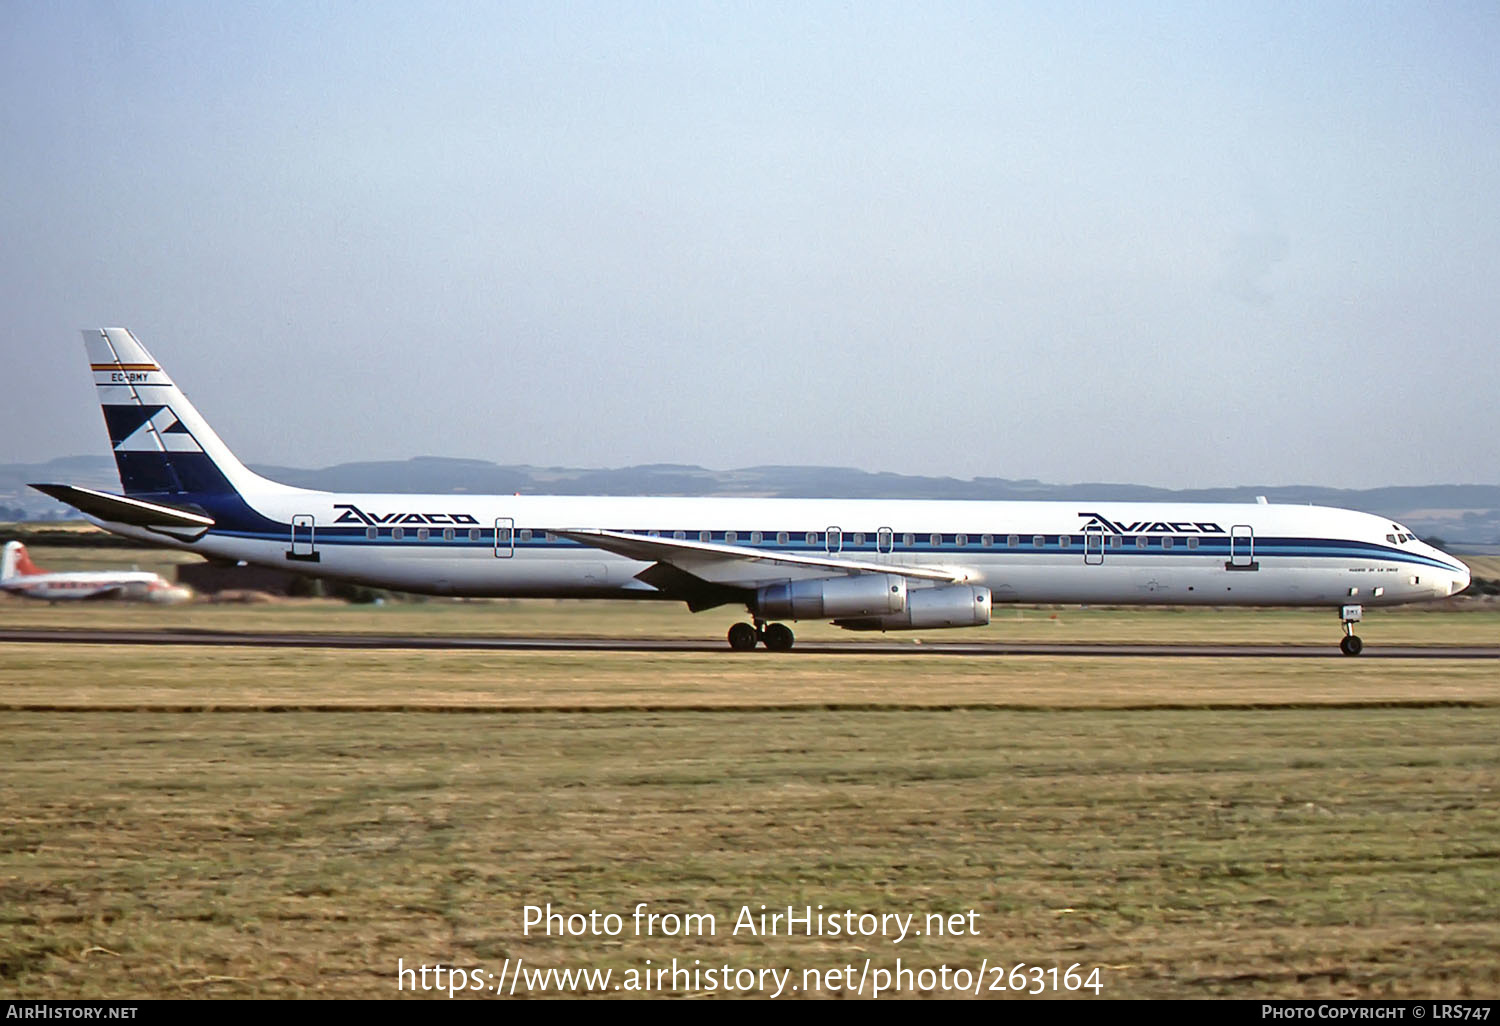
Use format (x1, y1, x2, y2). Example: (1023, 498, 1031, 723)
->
(833, 584, 991, 631)
(755, 574, 907, 620)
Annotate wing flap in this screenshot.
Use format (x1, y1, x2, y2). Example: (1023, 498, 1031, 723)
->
(555, 528, 967, 589)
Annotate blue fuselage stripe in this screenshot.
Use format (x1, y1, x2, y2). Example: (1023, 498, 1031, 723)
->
(212, 526, 1464, 572)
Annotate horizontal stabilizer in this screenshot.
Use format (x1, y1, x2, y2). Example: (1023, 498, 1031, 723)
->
(29, 483, 216, 530)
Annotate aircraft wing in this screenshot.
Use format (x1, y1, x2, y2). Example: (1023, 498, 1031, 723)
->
(555, 528, 969, 589)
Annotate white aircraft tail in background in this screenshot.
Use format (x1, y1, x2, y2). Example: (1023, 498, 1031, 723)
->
(0, 540, 191, 603)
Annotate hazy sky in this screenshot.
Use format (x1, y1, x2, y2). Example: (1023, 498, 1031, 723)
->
(4, 2, 1497, 489)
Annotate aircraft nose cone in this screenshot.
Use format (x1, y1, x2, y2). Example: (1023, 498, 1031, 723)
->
(1452, 562, 1471, 596)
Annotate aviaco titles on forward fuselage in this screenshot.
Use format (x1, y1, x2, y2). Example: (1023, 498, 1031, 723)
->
(32, 329, 1471, 654)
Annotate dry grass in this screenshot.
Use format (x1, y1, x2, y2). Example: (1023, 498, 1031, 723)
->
(1463, 555, 1500, 580)
(1, 644, 1499, 711)
(2, 586, 1498, 999)
(2, 706, 1496, 999)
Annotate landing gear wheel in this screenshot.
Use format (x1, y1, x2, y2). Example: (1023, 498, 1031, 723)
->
(727, 622, 759, 651)
(764, 623, 795, 651)
(1338, 603, 1364, 657)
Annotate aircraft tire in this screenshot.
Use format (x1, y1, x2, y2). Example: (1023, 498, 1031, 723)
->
(1340, 634, 1363, 656)
(728, 623, 759, 650)
(764, 623, 795, 651)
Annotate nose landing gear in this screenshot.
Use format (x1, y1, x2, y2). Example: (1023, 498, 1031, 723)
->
(1339, 604, 1363, 656)
(727, 618, 796, 651)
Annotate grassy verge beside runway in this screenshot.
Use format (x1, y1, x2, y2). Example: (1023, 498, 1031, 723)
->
(3, 594, 1499, 648)
(3, 644, 1500, 710)
(2, 704, 1497, 999)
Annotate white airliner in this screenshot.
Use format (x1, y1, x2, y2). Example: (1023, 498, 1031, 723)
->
(1, 539, 190, 603)
(33, 329, 1470, 653)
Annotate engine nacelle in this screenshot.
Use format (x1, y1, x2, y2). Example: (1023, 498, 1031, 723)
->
(755, 574, 907, 620)
(833, 584, 991, 631)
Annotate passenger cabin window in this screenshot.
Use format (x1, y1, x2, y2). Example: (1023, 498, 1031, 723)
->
(366, 527, 377, 540)
(903, 533, 915, 547)
(699, 531, 711, 542)
(392, 527, 405, 541)
(750, 531, 762, 544)
(806, 532, 818, 545)
(1058, 535, 1070, 548)
(1135, 536, 1147, 549)
(930, 533, 942, 547)
(673, 531, 686, 540)
(520, 529, 532, 541)
(852, 533, 864, 546)
(1161, 536, 1173, 550)
(1032, 535, 1044, 548)
(981, 534, 993, 547)
(417, 527, 430, 541)
(956, 534, 967, 547)
(443, 527, 454, 541)
(725, 531, 737, 543)
(776, 532, 789, 544)
(1109, 536, 1122, 549)
(1187, 537, 1199, 550)
(1007, 535, 1019, 548)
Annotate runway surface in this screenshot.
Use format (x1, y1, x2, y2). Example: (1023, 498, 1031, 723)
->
(4, 627, 1499, 658)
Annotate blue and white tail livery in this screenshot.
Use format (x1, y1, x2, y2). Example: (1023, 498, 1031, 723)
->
(34, 328, 1471, 653)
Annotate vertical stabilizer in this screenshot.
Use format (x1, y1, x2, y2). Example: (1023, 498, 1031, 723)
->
(2, 541, 43, 581)
(87, 328, 279, 499)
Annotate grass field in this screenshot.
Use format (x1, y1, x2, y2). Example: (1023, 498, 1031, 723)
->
(2, 613, 1499, 1000)
(3, 541, 1499, 999)
(3, 705, 1497, 1000)
(3, 644, 1500, 711)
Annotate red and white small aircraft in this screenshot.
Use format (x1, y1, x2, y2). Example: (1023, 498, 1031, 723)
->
(1, 540, 191, 603)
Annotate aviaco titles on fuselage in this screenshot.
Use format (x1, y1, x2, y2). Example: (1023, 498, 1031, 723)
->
(32, 328, 1471, 654)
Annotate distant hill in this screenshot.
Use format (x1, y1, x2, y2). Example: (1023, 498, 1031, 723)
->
(6, 454, 1499, 544)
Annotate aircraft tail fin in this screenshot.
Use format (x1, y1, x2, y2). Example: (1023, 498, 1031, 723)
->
(2, 541, 44, 582)
(85, 328, 279, 500)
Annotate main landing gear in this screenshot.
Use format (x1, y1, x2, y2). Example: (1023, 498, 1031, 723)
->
(1339, 603, 1363, 656)
(728, 619, 795, 651)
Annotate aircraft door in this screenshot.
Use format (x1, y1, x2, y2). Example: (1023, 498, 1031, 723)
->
(826, 526, 842, 555)
(288, 514, 319, 562)
(494, 517, 514, 558)
(876, 527, 894, 555)
(1227, 524, 1258, 571)
(1083, 525, 1105, 565)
